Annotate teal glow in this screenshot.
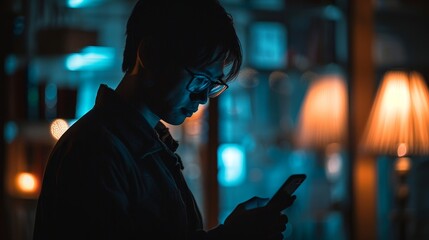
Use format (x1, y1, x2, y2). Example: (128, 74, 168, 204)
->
(4, 121, 18, 143)
(65, 46, 114, 71)
(5, 55, 18, 75)
(67, 0, 84, 8)
(67, 0, 103, 8)
(323, 5, 343, 21)
(249, 22, 287, 69)
(76, 83, 96, 118)
(251, 0, 284, 10)
(218, 144, 246, 187)
(13, 16, 25, 35)
(45, 83, 57, 108)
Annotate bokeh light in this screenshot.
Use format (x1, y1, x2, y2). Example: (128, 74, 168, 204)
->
(50, 119, 70, 140)
(15, 172, 38, 194)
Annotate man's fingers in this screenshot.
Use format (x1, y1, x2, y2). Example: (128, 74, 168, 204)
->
(268, 193, 297, 211)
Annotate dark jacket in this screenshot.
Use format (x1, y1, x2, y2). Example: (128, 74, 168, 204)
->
(33, 84, 224, 239)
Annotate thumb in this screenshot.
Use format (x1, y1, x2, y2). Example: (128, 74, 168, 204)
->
(268, 194, 297, 211)
(242, 196, 269, 210)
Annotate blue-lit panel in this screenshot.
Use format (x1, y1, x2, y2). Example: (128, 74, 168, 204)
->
(76, 82, 97, 118)
(218, 144, 246, 187)
(323, 5, 343, 21)
(250, 0, 284, 10)
(5, 55, 18, 75)
(249, 22, 287, 69)
(4, 121, 18, 143)
(65, 46, 115, 71)
(67, 0, 104, 8)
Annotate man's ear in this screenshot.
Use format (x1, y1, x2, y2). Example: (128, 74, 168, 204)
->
(129, 51, 142, 76)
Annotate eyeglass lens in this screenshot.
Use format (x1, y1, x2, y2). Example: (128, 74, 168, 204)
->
(190, 76, 225, 94)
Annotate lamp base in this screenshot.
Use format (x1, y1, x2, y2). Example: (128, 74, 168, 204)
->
(394, 157, 411, 240)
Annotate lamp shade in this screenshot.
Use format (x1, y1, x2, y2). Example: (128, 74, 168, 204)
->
(361, 71, 429, 156)
(296, 74, 348, 149)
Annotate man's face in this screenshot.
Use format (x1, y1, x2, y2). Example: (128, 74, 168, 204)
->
(146, 60, 225, 125)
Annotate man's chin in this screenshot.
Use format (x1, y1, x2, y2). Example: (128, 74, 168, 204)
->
(162, 116, 186, 126)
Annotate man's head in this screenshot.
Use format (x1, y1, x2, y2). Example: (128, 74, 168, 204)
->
(122, 0, 242, 80)
(121, 0, 242, 125)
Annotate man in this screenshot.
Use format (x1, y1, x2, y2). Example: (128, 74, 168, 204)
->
(33, 0, 295, 239)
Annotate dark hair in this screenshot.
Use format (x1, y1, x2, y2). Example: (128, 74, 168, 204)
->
(122, 0, 242, 82)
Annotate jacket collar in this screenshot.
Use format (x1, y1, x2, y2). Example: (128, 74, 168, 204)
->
(92, 84, 179, 159)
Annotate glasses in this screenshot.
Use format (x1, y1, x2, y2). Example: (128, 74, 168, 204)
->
(185, 68, 229, 98)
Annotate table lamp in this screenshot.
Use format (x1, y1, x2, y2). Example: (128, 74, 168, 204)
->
(360, 70, 429, 240)
(296, 73, 348, 180)
(295, 72, 348, 238)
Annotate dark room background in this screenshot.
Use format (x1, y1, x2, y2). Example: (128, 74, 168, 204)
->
(1, 0, 429, 239)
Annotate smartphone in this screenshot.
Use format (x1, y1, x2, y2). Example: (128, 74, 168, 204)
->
(267, 174, 306, 209)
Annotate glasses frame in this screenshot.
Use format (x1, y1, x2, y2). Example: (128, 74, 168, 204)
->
(185, 68, 229, 98)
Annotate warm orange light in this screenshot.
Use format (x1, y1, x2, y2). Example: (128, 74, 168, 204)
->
(50, 118, 69, 140)
(296, 74, 348, 149)
(361, 71, 429, 155)
(184, 104, 208, 136)
(395, 157, 411, 173)
(16, 172, 38, 193)
(187, 104, 207, 121)
(397, 143, 407, 157)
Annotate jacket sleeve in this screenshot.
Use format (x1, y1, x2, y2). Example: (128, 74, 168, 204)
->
(190, 224, 235, 240)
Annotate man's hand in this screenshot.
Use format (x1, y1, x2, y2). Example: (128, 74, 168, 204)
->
(223, 196, 296, 240)
(266, 190, 297, 212)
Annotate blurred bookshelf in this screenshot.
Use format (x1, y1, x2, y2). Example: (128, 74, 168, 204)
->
(2, 0, 429, 240)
